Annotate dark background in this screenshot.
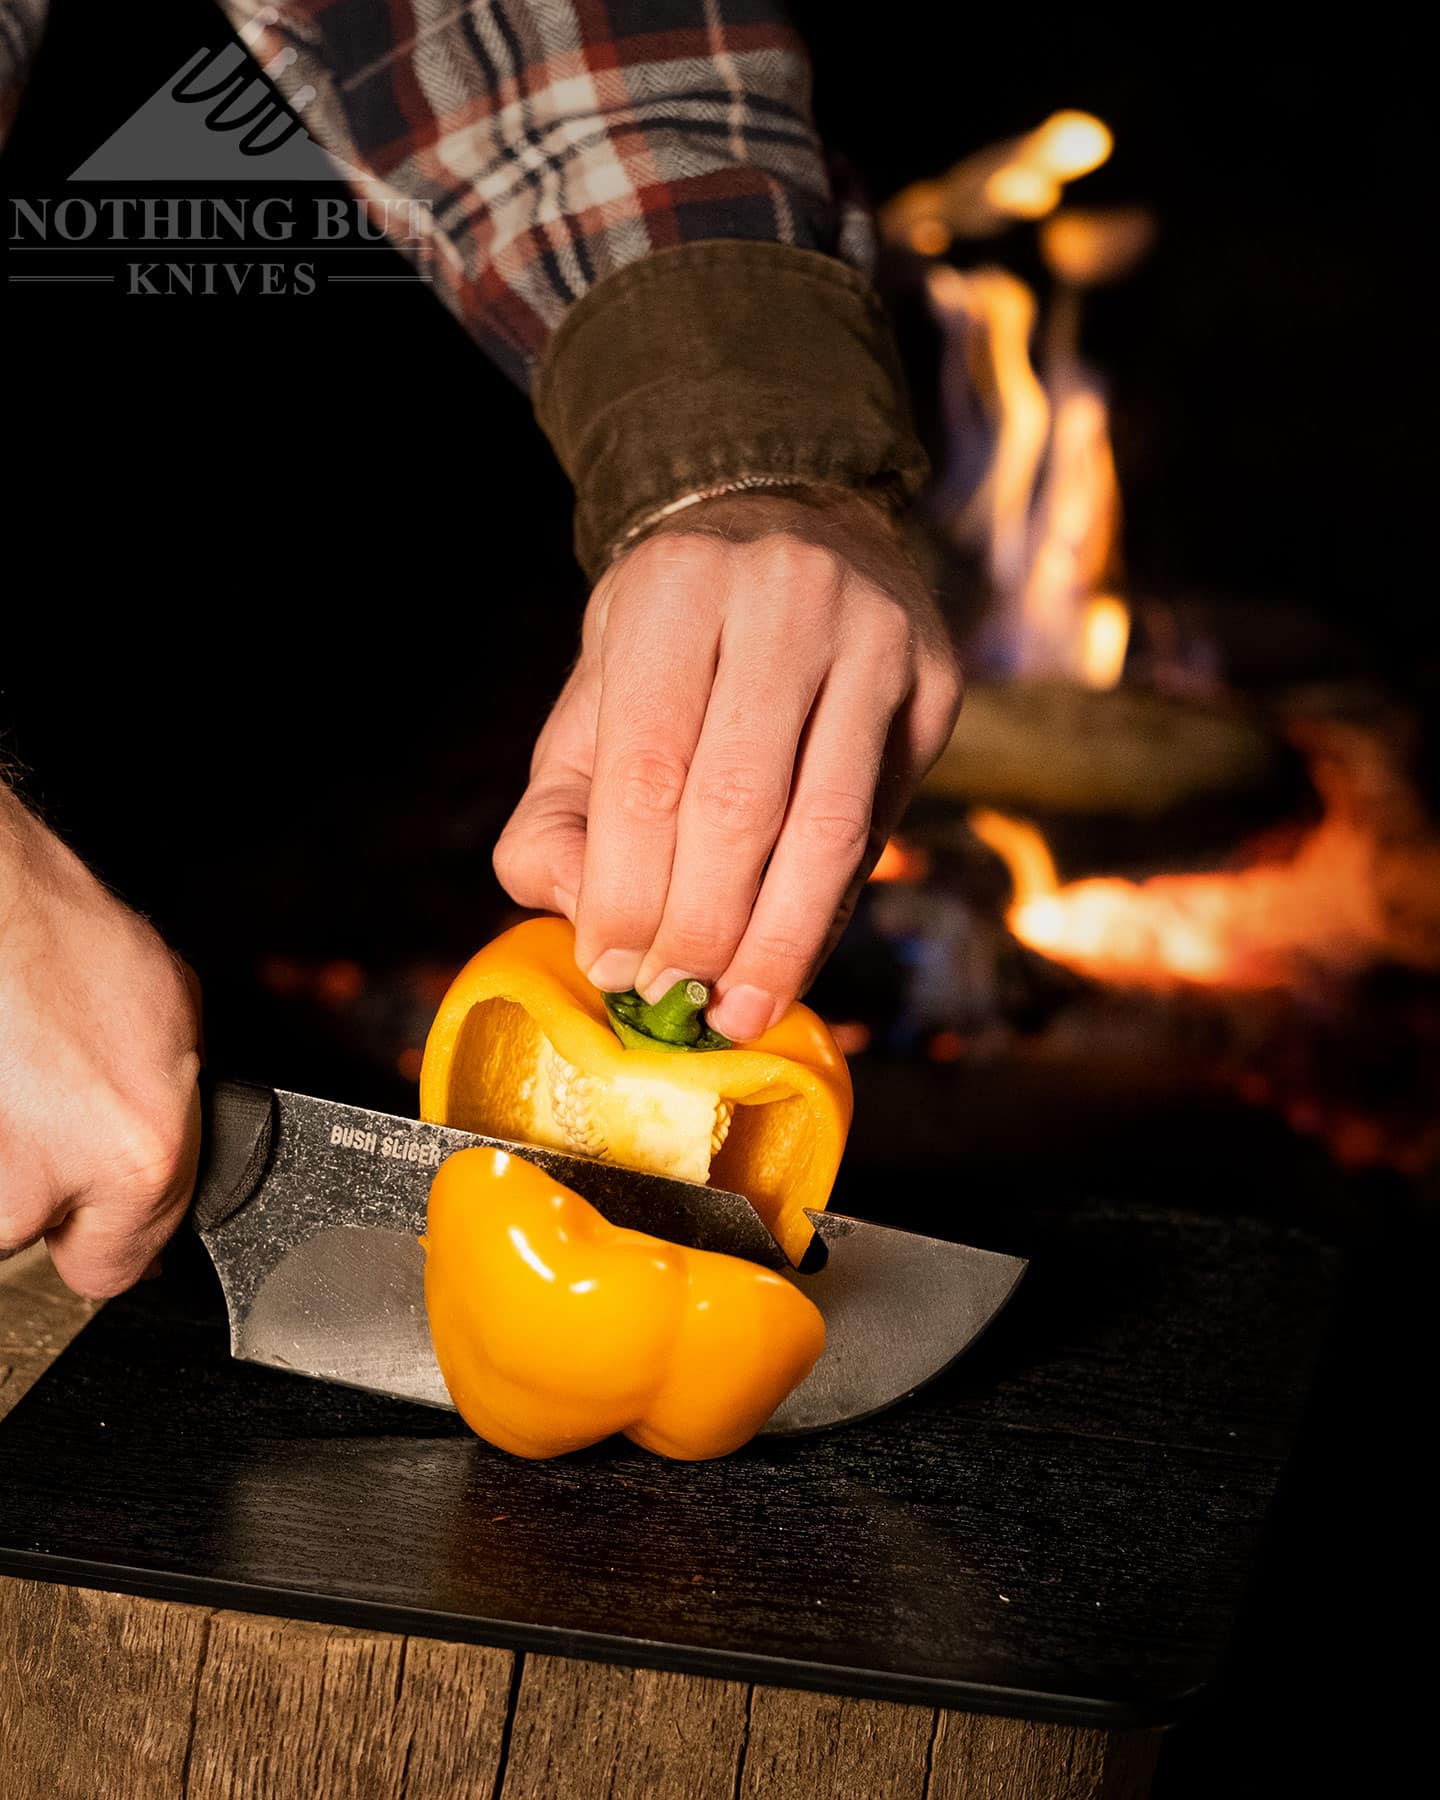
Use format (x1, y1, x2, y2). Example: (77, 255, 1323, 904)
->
(1, 2, 1428, 1034)
(1, 7, 1429, 1793)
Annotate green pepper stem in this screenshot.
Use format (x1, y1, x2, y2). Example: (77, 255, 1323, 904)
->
(634, 979, 711, 1046)
(601, 978, 733, 1052)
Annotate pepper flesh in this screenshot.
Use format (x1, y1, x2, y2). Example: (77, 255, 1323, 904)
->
(422, 1145, 826, 1459)
(419, 917, 852, 1265)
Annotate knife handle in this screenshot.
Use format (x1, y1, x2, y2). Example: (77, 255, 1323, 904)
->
(190, 1079, 277, 1234)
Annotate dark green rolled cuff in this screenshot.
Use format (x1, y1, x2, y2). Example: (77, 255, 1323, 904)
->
(532, 240, 931, 582)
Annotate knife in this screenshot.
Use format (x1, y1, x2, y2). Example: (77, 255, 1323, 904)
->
(191, 1081, 1027, 1437)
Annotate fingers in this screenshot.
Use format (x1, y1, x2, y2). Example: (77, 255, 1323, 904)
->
(709, 627, 963, 1035)
(528, 503, 964, 1039)
(493, 767, 590, 921)
(492, 666, 596, 920)
(631, 546, 837, 1003)
(891, 635, 967, 788)
(805, 663, 961, 979)
(0, 1182, 63, 1262)
(44, 1081, 202, 1299)
(704, 635, 908, 1039)
(572, 538, 727, 988)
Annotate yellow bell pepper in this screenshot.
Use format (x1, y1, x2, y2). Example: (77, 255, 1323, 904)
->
(419, 917, 851, 1266)
(423, 1145, 826, 1459)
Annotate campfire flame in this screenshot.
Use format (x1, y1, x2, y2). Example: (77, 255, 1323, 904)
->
(928, 265, 1049, 599)
(1016, 374, 1126, 684)
(1026, 112, 1113, 182)
(882, 110, 1112, 250)
(983, 164, 1060, 221)
(929, 205, 1149, 687)
(970, 725, 1440, 991)
(1078, 594, 1131, 690)
(869, 837, 932, 884)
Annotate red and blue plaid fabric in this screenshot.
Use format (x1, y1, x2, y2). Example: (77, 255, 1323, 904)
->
(0, 0, 45, 147)
(1, 3, 873, 390)
(222, 1, 875, 387)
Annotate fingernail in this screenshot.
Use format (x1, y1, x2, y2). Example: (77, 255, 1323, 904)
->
(553, 886, 577, 920)
(637, 966, 689, 1006)
(586, 949, 643, 992)
(708, 985, 775, 1042)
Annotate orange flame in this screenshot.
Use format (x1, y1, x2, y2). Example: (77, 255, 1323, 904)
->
(1025, 112, 1113, 182)
(881, 110, 1111, 245)
(928, 265, 1049, 599)
(971, 728, 1440, 991)
(983, 164, 1060, 220)
(869, 837, 931, 884)
(1018, 379, 1126, 682)
(1078, 594, 1131, 691)
(1040, 209, 1155, 288)
(930, 267, 1129, 686)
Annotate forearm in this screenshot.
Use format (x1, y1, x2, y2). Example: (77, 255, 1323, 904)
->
(0, 0, 47, 151)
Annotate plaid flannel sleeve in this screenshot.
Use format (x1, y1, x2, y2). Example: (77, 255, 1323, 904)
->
(0, 0, 46, 149)
(221, 2, 930, 570)
(220, 0, 879, 391)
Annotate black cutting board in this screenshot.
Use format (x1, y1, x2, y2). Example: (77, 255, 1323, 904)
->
(0, 1201, 1339, 1727)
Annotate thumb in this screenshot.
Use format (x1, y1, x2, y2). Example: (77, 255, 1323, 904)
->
(492, 763, 589, 920)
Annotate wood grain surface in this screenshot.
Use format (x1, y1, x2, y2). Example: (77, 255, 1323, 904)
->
(0, 1244, 1164, 1799)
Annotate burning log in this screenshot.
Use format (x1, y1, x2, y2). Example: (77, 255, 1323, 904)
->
(969, 718, 1440, 992)
(924, 681, 1296, 817)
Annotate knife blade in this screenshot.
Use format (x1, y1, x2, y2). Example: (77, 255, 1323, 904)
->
(191, 1081, 1026, 1436)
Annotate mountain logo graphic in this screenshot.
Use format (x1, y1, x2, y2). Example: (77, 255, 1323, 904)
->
(71, 40, 352, 184)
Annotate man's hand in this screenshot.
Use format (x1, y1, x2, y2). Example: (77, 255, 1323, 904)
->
(494, 489, 963, 1041)
(0, 787, 201, 1297)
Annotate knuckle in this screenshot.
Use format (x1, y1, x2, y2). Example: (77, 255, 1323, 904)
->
(608, 749, 688, 826)
(108, 1114, 187, 1201)
(0, 1217, 45, 1259)
(797, 790, 874, 861)
(50, 1243, 150, 1301)
(930, 642, 966, 699)
(69, 1273, 130, 1301)
(491, 830, 523, 891)
(922, 648, 967, 732)
(492, 821, 542, 896)
(625, 531, 727, 589)
(135, 941, 202, 1053)
(653, 898, 739, 962)
(762, 536, 840, 588)
(580, 583, 615, 649)
(578, 888, 664, 953)
(858, 593, 916, 656)
(0, 1175, 53, 1254)
(746, 929, 816, 977)
(690, 763, 786, 836)
(654, 923, 725, 974)
(585, 890, 655, 932)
